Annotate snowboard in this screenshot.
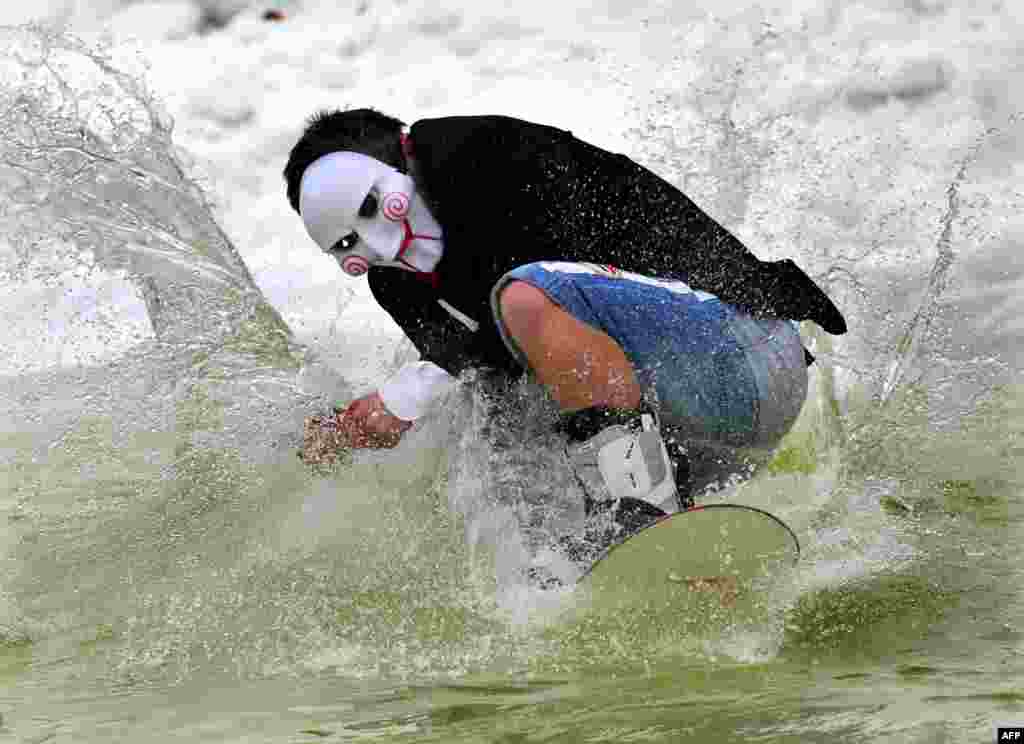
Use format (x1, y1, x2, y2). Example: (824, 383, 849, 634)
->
(576, 503, 800, 615)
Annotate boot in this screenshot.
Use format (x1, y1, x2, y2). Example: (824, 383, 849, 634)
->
(560, 403, 692, 545)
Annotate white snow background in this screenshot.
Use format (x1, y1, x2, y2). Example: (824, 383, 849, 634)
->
(3, 0, 659, 388)
(5, 0, 1021, 401)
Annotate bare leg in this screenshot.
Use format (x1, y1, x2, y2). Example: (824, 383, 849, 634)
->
(498, 280, 642, 412)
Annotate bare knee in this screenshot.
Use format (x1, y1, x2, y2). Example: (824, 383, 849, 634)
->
(498, 280, 550, 335)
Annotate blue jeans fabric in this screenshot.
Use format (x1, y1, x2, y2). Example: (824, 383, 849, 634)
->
(490, 261, 808, 451)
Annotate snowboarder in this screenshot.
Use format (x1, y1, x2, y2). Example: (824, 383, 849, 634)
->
(285, 109, 846, 536)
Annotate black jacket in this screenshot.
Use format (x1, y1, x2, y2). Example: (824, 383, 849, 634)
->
(368, 115, 846, 377)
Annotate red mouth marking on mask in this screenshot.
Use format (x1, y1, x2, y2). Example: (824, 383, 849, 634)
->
(395, 219, 442, 271)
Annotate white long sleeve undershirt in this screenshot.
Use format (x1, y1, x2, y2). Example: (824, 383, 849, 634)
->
(377, 361, 457, 421)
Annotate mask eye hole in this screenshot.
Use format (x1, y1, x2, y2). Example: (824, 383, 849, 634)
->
(330, 232, 359, 253)
(358, 193, 378, 218)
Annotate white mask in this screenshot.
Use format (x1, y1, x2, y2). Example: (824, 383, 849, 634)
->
(299, 151, 443, 277)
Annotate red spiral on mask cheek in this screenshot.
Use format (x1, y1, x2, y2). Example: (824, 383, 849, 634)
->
(341, 255, 369, 276)
(381, 192, 410, 221)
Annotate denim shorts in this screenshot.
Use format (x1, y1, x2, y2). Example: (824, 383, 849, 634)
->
(490, 261, 808, 451)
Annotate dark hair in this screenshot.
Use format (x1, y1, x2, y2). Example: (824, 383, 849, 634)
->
(283, 107, 406, 213)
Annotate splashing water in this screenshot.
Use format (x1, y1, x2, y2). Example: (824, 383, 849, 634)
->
(0, 25, 360, 677)
(0, 26, 562, 691)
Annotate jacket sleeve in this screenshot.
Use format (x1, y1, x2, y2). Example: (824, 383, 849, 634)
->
(367, 267, 486, 378)
(560, 143, 849, 335)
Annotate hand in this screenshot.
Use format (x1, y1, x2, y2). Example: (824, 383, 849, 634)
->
(298, 392, 412, 466)
(340, 391, 413, 449)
